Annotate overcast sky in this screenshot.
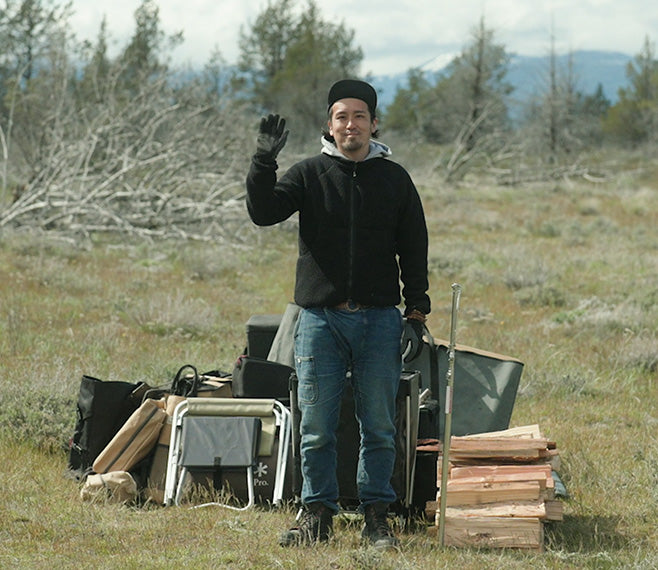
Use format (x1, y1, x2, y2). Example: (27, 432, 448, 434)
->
(69, 0, 656, 76)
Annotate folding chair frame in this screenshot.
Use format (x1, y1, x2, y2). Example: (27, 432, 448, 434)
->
(164, 397, 290, 510)
(400, 370, 420, 510)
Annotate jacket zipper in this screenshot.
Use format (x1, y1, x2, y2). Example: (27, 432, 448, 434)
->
(347, 163, 358, 301)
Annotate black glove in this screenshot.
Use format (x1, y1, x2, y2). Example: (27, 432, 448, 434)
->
(256, 113, 289, 162)
(401, 318, 425, 363)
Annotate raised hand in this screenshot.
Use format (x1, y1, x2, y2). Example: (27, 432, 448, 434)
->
(256, 114, 289, 162)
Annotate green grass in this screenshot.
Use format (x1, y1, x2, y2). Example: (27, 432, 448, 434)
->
(0, 153, 657, 568)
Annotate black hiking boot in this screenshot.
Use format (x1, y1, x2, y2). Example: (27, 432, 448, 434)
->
(361, 502, 400, 551)
(279, 502, 334, 547)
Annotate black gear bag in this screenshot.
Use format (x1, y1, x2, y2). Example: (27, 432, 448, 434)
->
(68, 375, 150, 476)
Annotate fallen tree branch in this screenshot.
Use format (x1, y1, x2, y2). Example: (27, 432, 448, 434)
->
(0, 81, 254, 244)
(494, 164, 609, 186)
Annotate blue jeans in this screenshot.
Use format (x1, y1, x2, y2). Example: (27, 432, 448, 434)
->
(294, 306, 403, 513)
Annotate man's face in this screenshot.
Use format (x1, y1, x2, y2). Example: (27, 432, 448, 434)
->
(328, 98, 377, 160)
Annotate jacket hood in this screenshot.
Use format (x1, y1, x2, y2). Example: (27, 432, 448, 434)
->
(321, 136, 392, 161)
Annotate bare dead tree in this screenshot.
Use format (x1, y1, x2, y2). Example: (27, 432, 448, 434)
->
(444, 100, 516, 182)
(439, 16, 514, 182)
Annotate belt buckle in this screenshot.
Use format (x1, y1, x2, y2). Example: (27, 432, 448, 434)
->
(346, 299, 360, 312)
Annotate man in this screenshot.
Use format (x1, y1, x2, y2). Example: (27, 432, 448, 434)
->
(245, 79, 430, 550)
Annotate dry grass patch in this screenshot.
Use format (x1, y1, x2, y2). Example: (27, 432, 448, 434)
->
(0, 156, 656, 567)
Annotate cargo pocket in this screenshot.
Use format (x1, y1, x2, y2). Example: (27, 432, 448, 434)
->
(295, 355, 318, 405)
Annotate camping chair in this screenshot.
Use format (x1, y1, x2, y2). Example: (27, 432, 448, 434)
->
(164, 397, 291, 510)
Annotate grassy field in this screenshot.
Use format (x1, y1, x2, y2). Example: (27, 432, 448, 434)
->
(0, 150, 656, 569)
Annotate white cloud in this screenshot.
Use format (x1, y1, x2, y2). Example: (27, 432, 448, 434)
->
(68, 0, 656, 75)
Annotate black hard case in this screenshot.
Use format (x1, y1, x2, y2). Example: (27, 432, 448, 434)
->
(231, 355, 294, 406)
(245, 314, 282, 359)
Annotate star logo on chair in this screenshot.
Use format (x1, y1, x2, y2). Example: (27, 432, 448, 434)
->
(255, 462, 269, 478)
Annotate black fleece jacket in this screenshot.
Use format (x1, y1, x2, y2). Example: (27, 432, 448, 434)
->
(246, 149, 431, 315)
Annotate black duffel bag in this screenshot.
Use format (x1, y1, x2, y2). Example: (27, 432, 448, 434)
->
(68, 375, 150, 476)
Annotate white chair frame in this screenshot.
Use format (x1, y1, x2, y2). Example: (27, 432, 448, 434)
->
(164, 397, 290, 511)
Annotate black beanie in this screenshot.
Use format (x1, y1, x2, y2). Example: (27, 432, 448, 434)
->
(327, 79, 377, 116)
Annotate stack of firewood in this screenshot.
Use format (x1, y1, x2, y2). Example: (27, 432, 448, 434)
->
(425, 425, 563, 551)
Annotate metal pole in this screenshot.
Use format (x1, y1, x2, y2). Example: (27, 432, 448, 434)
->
(438, 282, 462, 547)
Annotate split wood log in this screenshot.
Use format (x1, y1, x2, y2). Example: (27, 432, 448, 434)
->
(443, 516, 544, 550)
(459, 424, 544, 439)
(446, 464, 554, 492)
(426, 499, 563, 521)
(439, 480, 543, 506)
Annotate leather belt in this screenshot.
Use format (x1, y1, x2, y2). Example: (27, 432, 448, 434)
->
(333, 300, 372, 312)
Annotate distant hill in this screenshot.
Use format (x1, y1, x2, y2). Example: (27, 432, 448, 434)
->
(506, 50, 632, 104)
(371, 50, 633, 112)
